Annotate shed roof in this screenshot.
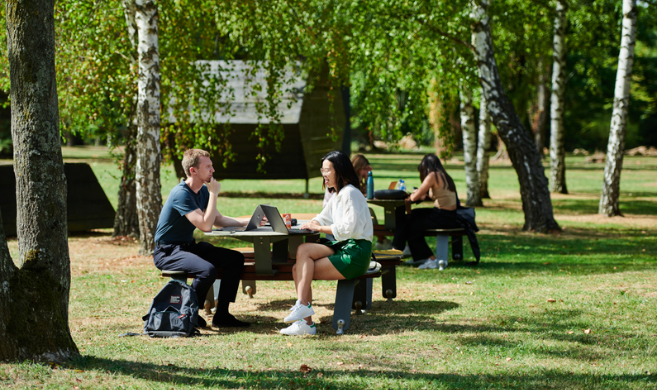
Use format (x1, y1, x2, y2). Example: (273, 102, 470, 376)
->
(168, 60, 307, 125)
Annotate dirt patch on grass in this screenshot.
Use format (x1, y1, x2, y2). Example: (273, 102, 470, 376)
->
(68, 235, 151, 274)
(556, 214, 657, 229)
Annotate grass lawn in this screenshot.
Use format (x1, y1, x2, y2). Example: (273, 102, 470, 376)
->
(1, 148, 656, 389)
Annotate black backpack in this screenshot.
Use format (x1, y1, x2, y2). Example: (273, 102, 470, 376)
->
(142, 279, 201, 337)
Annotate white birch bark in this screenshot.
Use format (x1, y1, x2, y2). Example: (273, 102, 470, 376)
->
(470, 0, 559, 231)
(460, 85, 481, 207)
(549, 0, 568, 194)
(599, 0, 637, 217)
(135, 0, 162, 255)
(477, 91, 492, 199)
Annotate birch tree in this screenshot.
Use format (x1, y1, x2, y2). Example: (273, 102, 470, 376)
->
(135, 0, 162, 254)
(113, 0, 140, 238)
(471, 0, 560, 232)
(460, 84, 481, 206)
(477, 91, 492, 199)
(1, 0, 78, 361)
(599, 0, 637, 217)
(549, 0, 568, 194)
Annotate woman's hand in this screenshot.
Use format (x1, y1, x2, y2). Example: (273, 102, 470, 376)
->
(300, 220, 321, 231)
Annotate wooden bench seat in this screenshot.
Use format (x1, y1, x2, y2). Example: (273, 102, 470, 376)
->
(373, 224, 465, 262)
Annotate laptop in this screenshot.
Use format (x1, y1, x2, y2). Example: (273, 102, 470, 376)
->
(213, 204, 267, 232)
(261, 205, 316, 235)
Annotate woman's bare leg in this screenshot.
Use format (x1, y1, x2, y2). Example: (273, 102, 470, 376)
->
(294, 243, 344, 324)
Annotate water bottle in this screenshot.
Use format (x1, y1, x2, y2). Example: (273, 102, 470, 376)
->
(399, 179, 406, 192)
(366, 171, 374, 199)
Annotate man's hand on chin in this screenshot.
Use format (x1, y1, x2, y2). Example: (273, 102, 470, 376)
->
(206, 178, 221, 194)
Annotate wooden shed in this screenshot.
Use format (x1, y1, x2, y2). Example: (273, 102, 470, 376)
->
(0, 163, 115, 236)
(167, 61, 345, 181)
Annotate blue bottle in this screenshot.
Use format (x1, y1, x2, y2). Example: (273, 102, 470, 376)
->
(367, 171, 374, 199)
(399, 179, 406, 192)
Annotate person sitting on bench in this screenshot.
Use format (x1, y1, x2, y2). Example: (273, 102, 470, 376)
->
(153, 148, 250, 328)
(392, 154, 461, 269)
(280, 150, 374, 336)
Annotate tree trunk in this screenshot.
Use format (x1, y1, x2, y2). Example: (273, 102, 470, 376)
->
(428, 78, 453, 159)
(529, 59, 548, 157)
(113, 0, 140, 238)
(471, 0, 560, 232)
(1, 0, 78, 361)
(549, 0, 568, 194)
(341, 86, 352, 156)
(460, 85, 481, 206)
(599, 0, 637, 217)
(135, 0, 162, 255)
(477, 91, 492, 199)
(113, 125, 140, 237)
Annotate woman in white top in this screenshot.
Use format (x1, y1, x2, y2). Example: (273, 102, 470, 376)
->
(280, 151, 374, 336)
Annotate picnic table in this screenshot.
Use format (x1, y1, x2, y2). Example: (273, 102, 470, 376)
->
(198, 213, 399, 334)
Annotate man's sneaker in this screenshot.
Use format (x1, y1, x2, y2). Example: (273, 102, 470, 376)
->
(280, 320, 317, 336)
(418, 259, 439, 269)
(284, 302, 315, 323)
(375, 238, 393, 250)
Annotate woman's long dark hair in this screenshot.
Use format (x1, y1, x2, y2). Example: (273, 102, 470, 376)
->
(322, 151, 361, 193)
(418, 154, 456, 192)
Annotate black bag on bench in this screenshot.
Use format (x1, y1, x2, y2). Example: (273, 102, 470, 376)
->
(142, 279, 201, 337)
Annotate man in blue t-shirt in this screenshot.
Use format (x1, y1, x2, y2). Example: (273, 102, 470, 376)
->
(154, 149, 250, 328)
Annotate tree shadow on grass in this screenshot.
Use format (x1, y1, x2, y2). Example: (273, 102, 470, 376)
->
(237, 299, 460, 335)
(60, 355, 655, 389)
(440, 233, 657, 275)
(450, 308, 656, 363)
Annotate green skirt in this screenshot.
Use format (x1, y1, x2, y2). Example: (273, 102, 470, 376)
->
(323, 239, 372, 280)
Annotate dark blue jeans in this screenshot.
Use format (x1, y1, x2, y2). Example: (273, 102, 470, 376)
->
(393, 208, 460, 260)
(153, 242, 244, 304)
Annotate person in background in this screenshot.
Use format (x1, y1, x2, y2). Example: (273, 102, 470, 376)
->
(280, 151, 373, 336)
(392, 154, 461, 269)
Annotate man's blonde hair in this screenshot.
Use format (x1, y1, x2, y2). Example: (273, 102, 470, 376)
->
(182, 149, 211, 177)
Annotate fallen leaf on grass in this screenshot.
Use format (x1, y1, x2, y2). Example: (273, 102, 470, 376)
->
(317, 372, 324, 378)
(543, 262, 550, 265)
(567, 331, 574, 334)
(506, 358, 512, 362)
(584, 329, 592, 334)
(336, 362, 344, 366)
(286, 342, 293, 347)
(300, 364, 312, 373)
(547, 298, 556, 303)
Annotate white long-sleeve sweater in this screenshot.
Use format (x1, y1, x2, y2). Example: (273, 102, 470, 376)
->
(312, 184, 373, 242)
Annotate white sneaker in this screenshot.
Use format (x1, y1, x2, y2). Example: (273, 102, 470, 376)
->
(284, 302, 315, 323)
(402, 245, 412, 257)
(375, 239, 393, 250)
(280, 320, 317, 336)
(289, 300, 301, 311)
(418, 259, 439, 269)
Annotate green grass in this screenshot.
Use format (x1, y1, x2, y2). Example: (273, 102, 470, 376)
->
(1, 148, 656, 389)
